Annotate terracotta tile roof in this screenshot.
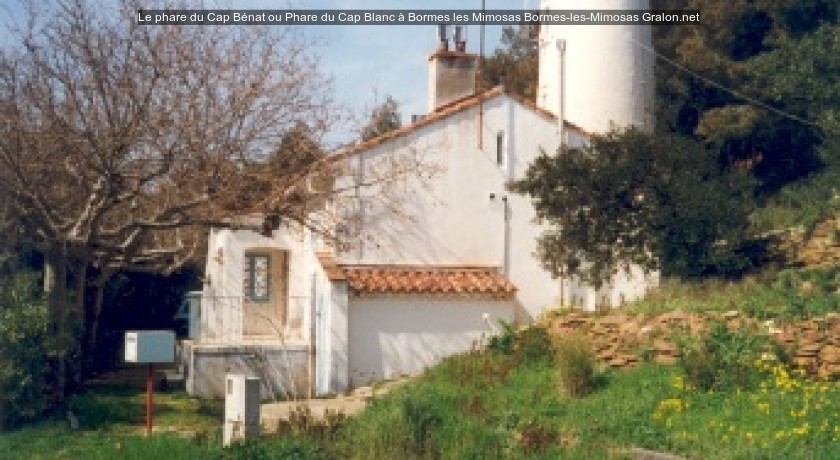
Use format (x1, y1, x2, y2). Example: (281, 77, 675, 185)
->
(505, 91, 557, 122)
(336, 86, 503, 156)
(334, 86, 594, 159)
(562, 120, 596, 137)
(317, 252, 346, 281)
(502, 92, 595, 136)
(340, 265, 517, 298)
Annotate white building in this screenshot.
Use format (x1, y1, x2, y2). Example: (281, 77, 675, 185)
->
(184, 0, 659, 399)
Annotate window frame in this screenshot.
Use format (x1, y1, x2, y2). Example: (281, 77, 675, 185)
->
(495, 131, 506, 167)
(244, 252, 271, 303)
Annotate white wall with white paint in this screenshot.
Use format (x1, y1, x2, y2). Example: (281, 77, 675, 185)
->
(202, 224, 320, 342)
(538, 0, 655, 134)
(341, 95, 566, 320)
(347, 295, 513, 386)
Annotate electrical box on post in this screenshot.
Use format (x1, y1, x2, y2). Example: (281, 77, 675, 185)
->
(124, 331, 175, 364)
(223, 374, 261, 446)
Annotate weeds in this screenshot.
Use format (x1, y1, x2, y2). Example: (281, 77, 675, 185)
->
(678, 322, 782, 392)
(629, 266, 840, 320)
(275, 404, 346, 442)
(554, 334, 598, 397)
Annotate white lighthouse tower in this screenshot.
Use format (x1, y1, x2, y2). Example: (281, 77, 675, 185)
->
(537, 0, 654, 133)
(537, 0, 658, 309)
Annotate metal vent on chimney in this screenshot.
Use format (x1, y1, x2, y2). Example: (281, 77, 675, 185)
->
(452, 25, 467, 52)
(437, 24, 449, 51)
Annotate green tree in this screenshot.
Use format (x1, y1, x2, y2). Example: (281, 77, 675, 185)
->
(652, 0, 837, 193)
(508, 128, 755, 285)
(480, 25, 538, 100)
(0, 271, 50, 429)
(360, 96, 401, 141)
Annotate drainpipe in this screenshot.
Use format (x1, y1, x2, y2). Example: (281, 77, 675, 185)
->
(557, 38, 566, 134)
(502, 196, 510, 277)
(356, 153, 365, 261)
(309, 273, 316, 399)
(557, 38, 567, 305)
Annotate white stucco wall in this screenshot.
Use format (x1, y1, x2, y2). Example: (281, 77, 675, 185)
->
(202, 225, 321, 342)
(347, 295, 513, 387)
(538, 0, 654, 133)
(184, 341, 310, 400)
(340, 96, 565, 320)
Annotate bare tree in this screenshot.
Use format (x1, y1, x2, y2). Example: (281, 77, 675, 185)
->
(1, 0, 441, 399)
(0, 0, 345, 397)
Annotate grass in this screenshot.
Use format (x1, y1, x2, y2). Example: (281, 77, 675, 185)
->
(651, 362, 840, 459)
(2, 352, 839, 459)
(0, 424, 218, 460)
(750, 163, 840, 234)
(0, 383, 224, 460)
(66, 383, 223, 433)
(337, 353, 840, 459)
(3, 268, 840, 459)
(626, 266, 840, 319)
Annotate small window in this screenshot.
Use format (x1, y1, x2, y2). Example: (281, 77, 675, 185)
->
(244, 253, 270, 302)
(496, 131, 505, 166)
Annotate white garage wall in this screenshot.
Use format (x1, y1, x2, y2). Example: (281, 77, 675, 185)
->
(347, 295, 514, 387)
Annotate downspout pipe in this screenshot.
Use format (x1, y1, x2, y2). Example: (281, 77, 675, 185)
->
(557, 38, 566, 134)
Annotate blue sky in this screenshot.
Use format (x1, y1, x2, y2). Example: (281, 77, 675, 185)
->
(2, 0, 536, 144)
(234, 0, 536, 143)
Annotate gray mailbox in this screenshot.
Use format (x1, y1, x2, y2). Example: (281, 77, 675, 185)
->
(125, 330, 175, 364)
(124, 330, 176, 437)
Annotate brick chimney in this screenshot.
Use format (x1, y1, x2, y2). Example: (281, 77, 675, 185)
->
(427, 25, 477, 112)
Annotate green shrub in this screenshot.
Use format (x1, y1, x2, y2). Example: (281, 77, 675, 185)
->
(678, 322, 779, 391)
(514, 326, 555, 365)
(0, 271, 51, 429)
(553, 334, 597, 397)
(402, 392, 443, 457)
(487, 319, 516, 355)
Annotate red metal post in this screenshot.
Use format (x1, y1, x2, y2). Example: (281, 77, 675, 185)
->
(146, 363, 154, 436)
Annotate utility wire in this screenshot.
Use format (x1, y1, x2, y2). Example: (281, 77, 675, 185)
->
(631, 38, 825, 134)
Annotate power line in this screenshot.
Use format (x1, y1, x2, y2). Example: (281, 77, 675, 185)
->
(631, 38, 825, 134)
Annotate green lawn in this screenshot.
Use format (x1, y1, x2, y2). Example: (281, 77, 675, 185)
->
(5, 354, 837, 459)
(3, 266, 840, 459)
(626, 266, 840, 319)
(336, 356, 840, 459)
(0, 385, 224, 460)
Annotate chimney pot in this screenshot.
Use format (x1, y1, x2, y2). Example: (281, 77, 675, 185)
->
(437, 24, 449, 51)
(453, 26, 466, 52)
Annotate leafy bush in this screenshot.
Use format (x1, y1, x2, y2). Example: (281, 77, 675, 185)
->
(514, 326, 555, 365)
(402, 392, 443, 457)
(489, 322, 555, 366)
(678, 322, 780, 391)
(0, 271, 51, 429)
(553, 334, 597, 397)
(486, 319, 516, 355)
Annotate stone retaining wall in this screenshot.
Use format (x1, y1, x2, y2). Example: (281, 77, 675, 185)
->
(542, 310, 840, 380)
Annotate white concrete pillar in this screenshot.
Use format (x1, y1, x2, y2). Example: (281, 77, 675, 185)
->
(223, 374, 261, 447)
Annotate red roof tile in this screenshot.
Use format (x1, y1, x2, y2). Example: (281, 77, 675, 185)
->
(317, 252, 346, 281)
(333, 86, 594, 159)
(340, 265, 517, 298)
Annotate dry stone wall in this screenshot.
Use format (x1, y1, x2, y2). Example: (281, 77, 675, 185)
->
(542, 310, 840, 380)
